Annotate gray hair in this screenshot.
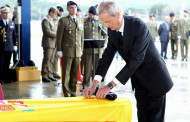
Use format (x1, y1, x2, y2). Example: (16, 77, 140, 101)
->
(97, 0, 123, 16)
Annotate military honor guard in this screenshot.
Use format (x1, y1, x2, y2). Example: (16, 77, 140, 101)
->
(169, 12, 179, 59)
(177, 10, 190, 61)
(82, 6, 107, 90)
(0, 6, 17, 83)
(56, 1, 84, 97)
(146, 14, 158, 42)
(41, 7, 60, 82)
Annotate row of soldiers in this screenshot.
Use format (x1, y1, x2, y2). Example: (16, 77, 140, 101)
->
(41, 1, 107, 97)
(146, 10, 190, 61)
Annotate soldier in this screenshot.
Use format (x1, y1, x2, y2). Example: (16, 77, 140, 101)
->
(0, 6, 17, 83)
(76, 7, 82, 18)
(56, 1, 84, 97)
(41, 7, 59, 82)
(57, 6, 64, 20)
(169, 12, 179, 59)
(82, 6, 107, 90)
(177, 10, 190, 61)
(146, 14, 158, 42)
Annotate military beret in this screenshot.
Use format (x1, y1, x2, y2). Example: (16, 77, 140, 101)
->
(77, 7, 81, 12)
(0, 6, 10, 13)
(67, 1, 77, 7)
(89, 6, 96, 15)
(184, 10, 188, 13)
(5, 4, 10, 8)
(169, 12, 175, 17)
(57, 6, 64, 12)
(149, 14, 155, 18)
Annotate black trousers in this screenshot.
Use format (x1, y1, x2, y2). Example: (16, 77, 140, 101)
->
(135, 86, 166, 122)
(160, 41, 168, 58)
(0, 51, 12, 81)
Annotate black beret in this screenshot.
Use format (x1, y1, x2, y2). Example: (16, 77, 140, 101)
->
(184, 10, 188, 13)
(169, 12, 175, 17)
(77, 7, 81, 12)
(89, 6, 96, 15)
(57, 6, 64, 12)
(67, 1, 77, 7)
(149, 14, 155, 18)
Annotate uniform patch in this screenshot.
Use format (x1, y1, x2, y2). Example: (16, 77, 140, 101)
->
(43, 22, 47, 25)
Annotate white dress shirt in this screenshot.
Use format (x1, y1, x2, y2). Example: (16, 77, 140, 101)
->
(2, 19, 9, 26)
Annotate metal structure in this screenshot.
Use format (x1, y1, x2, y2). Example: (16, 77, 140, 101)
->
(17, 0, 34, 66)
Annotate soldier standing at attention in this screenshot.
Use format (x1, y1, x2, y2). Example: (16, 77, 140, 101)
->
(57, 6, 64, 20)
(178, 10, 190, 61)
(147, 14, 158, 42)
(56, 1, 84, 97)
(0, 6, 17, 83)
(169, 12, 179, 59)
(82, 6, 107, 90)
(41, 7, 59, 82)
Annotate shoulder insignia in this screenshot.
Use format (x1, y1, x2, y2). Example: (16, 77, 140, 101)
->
(43, 21, 47, 25)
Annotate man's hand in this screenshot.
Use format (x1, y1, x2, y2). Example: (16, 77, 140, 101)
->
(96, 85, 111, 99)
(83, 80, 99, 98)
(13, 46, 17, 51)
(83, 87, 96, 98)
(57, 51, 63, 57)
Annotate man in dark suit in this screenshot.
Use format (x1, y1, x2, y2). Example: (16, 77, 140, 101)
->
(0, 6, 17, 83)
(158, 16, 171, 59)
(83, 1, 173, 122)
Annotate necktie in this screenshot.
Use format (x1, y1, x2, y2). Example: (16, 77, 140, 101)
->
(118, 32, 123, 46)
(73, 18, 77, 26)
(91, 20, 94, 27)
(5, 21, 8, 28)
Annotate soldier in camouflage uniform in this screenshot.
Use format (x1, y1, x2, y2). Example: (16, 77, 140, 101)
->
(82, 6, 107, 89)
(56, 1, 84, 97)
(177, 10, 190, 61)
(147, 14, 158, 42)
(169, 12, 179, 59)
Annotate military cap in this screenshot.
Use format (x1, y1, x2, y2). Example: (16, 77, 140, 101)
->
(0, 6, 10, 13)
(49, 7, 58, 13)
(89, 6, 96, 15)
(5, 4, 10, 8)
(77, 7, 81, 12)
(149, 14, 155, 18)
(184, 10, 188, 13)
(169, 12, 175, 17)
(57, 6, 64, 12)
(67, 1, 77, 7)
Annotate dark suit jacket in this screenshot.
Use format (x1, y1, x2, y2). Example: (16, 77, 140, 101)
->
(158, 22, 170, 42)
(0, 19, 17, 52)
(95, 16, 173, 97)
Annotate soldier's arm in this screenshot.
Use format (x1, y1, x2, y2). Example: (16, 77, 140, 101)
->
(81, 18, 84, 52)
(56, 18, 65, 51)
(41, 19, 56, 38)
(177, 19, 181, 37)
(155, 23, 158, 37)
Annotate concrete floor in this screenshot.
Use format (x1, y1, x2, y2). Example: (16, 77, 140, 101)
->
(1, 21, 190, 121)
